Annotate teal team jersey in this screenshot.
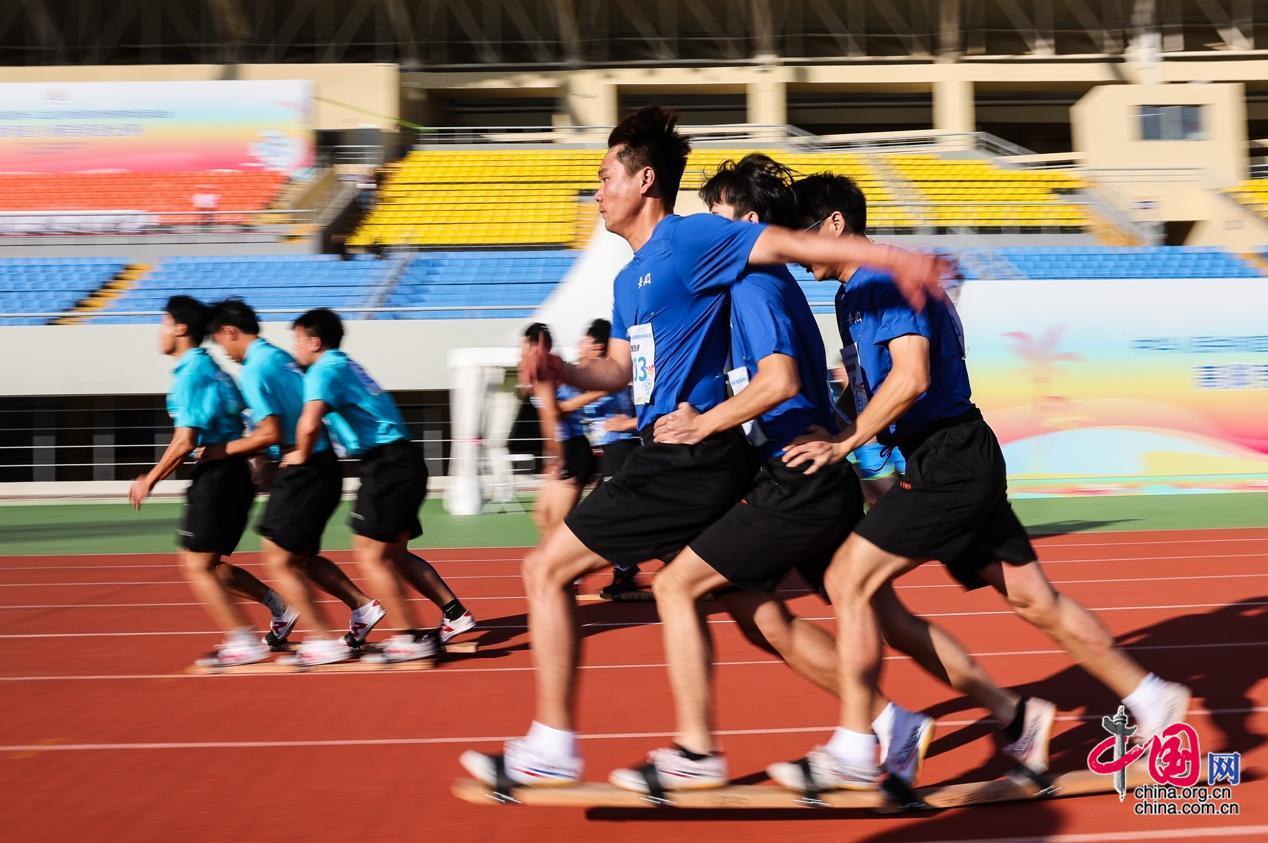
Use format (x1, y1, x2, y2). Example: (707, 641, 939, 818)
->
(166, 347, 245, 447)
(302, 349, 409, 457)
(239, 338, 330, 458)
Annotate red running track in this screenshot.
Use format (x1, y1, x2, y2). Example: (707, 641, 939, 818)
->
(2, 528, 1267, 842)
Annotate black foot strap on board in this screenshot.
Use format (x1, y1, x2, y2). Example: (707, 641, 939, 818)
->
(490, 755, 519, 805)
(638, 763, 674, 807)
(794, 758, 828, 808)
(1011, 763, 1058, 797)
(880, 774, 929, 811)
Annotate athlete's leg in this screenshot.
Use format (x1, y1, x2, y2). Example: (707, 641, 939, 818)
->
(183, 551, 249, 632)
(304, 555, 371, 610)
(397, 551, 457, 609)
(353, 532, 421, 631)
(720, 591, 835, 694)
(261, 538, 337, 636)
(533, 477, 582, 534)
(521, 523, 609, 730)
(214, 561, 273, 605)
(980, 560, 1145, 698)
(873, 583, 1019, 723)
(823, 533, 924, 734)
(649, 549, 732, 754)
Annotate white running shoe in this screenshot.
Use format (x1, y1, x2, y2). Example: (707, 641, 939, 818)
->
(440, 610, 476, 644)
(609, 746, 729, 793)
(262, 607, 300, 648)
(460, 738, 583, 788)
(347, 600, 386, 646)
(767, 746, 882, 793)
(1131, 682, 1192, 744)
(880, 708, 936, 785)
(295, 637, 354, 667)
(196, 638, 271, 668)
(1002, 697, 1057, 773)
(379, 631, 438, 663)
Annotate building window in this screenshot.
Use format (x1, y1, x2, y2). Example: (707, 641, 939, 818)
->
(1139, 105, 1205, 141)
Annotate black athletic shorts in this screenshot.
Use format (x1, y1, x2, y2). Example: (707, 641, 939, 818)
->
(180, 455, 255, 556)
(690, 458, 863, 596)
(257, 448, 344, 557)
(557, 435, 597, 487)
(855, 408, 1038, 590)
(352, 439, 428, 543)
(565, 427, 759, 569)
(598, 438, 639, 485)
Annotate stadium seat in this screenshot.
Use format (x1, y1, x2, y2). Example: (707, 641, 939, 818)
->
(0, 258, 126, 324)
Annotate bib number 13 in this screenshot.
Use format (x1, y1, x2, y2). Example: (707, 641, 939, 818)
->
(629, 323, 655, 406)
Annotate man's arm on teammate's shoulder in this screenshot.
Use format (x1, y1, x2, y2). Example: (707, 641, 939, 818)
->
(653, 354, 799, 445)
(783, 335, 930, 474)
(747, 227, 947, 310)
(281, 401, 328, 467)
(202, 415, 281, 460)
(130, 427, 198, 509)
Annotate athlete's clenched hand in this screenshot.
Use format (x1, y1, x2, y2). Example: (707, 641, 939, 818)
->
(128, 474, 152, 510)
(653, 402, 705, 445)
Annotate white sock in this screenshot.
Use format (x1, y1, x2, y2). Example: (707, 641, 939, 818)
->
(526, 721, 577, 758)
(228, 627, 255, 647)
(263, 590, 287, 618)
(871, 702, 896, 739)
(1123, 673, 1167, 717)
(826, 727, 879, 766)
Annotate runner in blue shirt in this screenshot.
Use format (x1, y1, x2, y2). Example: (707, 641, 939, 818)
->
(606, 152, 935, 794)
(767, 172, 1191, 795)
(461, 106, 946, 793)
(523, 323, 601, 537)
(284, 308, 475, 662)
(128, 295, 293, 668)
(204, 299, 386, 667)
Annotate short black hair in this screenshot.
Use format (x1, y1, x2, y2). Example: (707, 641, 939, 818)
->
(585, 318, 611, 354)
(292, 308, 344, 349)
(164, 295, 210, 345)
(607, 106, 691, 211)
(793, 172, 867, 235)
(524, 322, 552, 350)
(207, 297, 260, 336)
(699, 153, 798, 228)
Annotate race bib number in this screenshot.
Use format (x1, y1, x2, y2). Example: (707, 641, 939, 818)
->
(726, 366, 767, 448)
(841, 344, 868, 420)
(629, 323, 655, 406)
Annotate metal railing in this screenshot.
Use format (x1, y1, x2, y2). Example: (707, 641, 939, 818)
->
(0, 208, 315, 244)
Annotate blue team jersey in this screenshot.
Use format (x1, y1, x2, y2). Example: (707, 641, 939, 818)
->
(166, 347, 245, 447)
(729, 267, 835, 460)
(531, 384, 588, 441)
(610, 214, 766, 429)
(834, 266, 974, 443)
(581, 389, 639, 446)
(302, 349, 409, 457)
(239, 338, 330, 458)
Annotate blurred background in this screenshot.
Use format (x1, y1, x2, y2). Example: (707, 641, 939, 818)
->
(1, 0, 1267, 521)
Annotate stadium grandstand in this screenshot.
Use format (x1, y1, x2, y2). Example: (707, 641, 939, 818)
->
(4, 6, 1268, 835)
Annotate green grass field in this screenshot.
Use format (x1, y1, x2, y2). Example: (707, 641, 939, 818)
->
(1, 492, 1266, 556)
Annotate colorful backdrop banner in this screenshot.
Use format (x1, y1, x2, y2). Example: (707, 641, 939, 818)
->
(0, 80, 314, 174)
(959, 279, 1268, 495)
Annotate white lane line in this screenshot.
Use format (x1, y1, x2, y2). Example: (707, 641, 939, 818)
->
(4, 598, 1264, 623)
(917, 827, 1268, 843)
(5, 571, 1268, 593)
(1, 706, 1264, 752)
(0, 641, 1264, 681)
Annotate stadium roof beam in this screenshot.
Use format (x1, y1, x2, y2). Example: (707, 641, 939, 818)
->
(384, 0, 422, 68)
(206, 0, 250, 65)
(1193, 0, 1254, 51)
(806, 0, 863, 58)
(551, 0, 583, 64)
(751, 0, 775, 59)
(872, 0, 933, 56)
(613, 0, 675, 61)
(21, 0, 68, 65)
